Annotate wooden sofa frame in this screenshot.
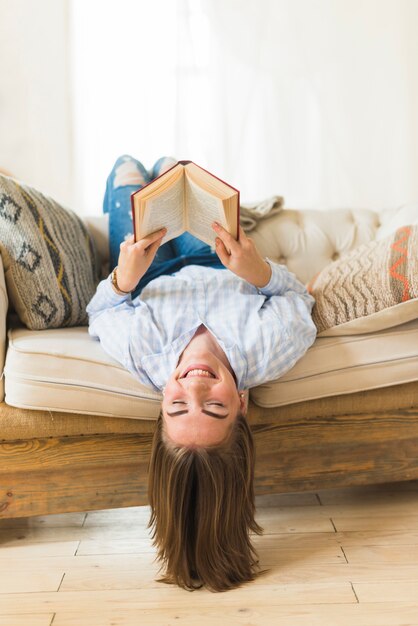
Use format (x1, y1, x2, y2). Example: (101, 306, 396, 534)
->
(1, 380, 418, 519)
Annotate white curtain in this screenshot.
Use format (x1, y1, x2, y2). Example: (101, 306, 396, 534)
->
(70, 0, 418, 215)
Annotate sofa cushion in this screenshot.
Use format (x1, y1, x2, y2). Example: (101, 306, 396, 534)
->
(308, 225, 418, 336)
(251, 318, 418, 407)
(0, 174, 101, 330)
(4, 326, 161, 419)
(4, 319, 418, 414)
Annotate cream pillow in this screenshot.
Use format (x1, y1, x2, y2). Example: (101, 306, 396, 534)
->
(307, 225, 418, 336)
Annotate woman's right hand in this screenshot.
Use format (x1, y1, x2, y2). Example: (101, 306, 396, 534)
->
(115, 228, 167, 292)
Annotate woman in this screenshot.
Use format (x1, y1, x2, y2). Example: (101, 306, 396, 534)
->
(87, 155, 317, 592)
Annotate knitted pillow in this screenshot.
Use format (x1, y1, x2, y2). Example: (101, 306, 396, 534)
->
(307, 225, 418, 336)
(0, 174, 100, 330)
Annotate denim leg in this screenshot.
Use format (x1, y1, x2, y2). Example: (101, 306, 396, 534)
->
(105, 155, 225, 299)
(148, 156, 177, 180)
(104, 154, 175, 270)
(172, 232, 226, 270)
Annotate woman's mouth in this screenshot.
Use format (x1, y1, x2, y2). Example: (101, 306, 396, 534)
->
(180, 364, 217, 379)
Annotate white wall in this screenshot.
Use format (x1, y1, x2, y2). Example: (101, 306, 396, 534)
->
(0, 0, 73, 208)
(70, 0, 418, 215)
(1, 0, 418, 217)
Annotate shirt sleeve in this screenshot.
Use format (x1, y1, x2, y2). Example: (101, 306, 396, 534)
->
(245, 258, 317, 388)
(257, 257, 316, 308)
(86, 274, 136, 370)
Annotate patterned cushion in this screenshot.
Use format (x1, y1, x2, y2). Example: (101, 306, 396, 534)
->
(0, 174, 100, 330)
(308, 225, 418, 336)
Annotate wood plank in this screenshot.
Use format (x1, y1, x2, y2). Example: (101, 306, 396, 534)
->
(331, 515, 418, 531)
(83, 507, 152, 527)
(0, 514, 335, 546)
(333, 529, 418, 546)
(354, 581, 418, 603)
(3, 553, 418, 585)
(0, 584, 357, 614)
(60, 547, 346, 592)
(255, 512, 335, 533)
(0, 434, 153, 473)
(0, 436, 151, 518)
(344, 545, 418, 564)
(0, 512, 86, 529)
(254, 492, 320, 507)
(0, 616, 53, 626)
(252, 407, 418, 494)
(75, 526, 337, 557)
(0, 526, 155, 546)
(43, 604, 418, 626)
(314, 498, 418, 518)
(0, 541, 78, 558)
(317, 480, 418, 504)
(0, 569, 63, 593)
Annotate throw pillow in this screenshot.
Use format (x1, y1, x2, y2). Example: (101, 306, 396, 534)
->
(307, 225, 418, 336)
(0, 174, 101, 330)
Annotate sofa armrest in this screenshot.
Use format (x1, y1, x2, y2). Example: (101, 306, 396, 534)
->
(0, 253, 8, 402)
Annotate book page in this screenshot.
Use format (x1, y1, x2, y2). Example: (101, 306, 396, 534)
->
(185, 175, 226, 247)
(140, 173, 185, 244)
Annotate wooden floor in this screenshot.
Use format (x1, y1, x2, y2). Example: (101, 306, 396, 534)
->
(1, 481, 418, 626)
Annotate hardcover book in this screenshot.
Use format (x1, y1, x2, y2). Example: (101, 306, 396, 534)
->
(131, 160, 240, 248)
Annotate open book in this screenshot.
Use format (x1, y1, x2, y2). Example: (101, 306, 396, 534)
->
(131, 160, 240, 248)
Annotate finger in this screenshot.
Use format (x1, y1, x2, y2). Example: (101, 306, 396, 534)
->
(147, 236, 164, 257)
(137, 228, 167, 248)
(215, 237, 230, 265)
(238, 224, 247, 241)
(119, 235, 134, 250)
(212, 222, 240, 253)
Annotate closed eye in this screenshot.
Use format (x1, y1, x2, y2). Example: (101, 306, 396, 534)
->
(167, 401, 228, 419)
(172, 401, 225, 408)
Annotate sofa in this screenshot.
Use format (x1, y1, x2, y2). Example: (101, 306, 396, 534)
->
(1, 202, 418, 519)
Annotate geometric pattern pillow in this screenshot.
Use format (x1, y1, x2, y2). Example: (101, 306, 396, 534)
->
(0, 174, 101, 330)
(307, 225, 418, 335)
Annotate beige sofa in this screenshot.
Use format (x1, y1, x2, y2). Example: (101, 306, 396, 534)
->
(1, 205, 418, 519)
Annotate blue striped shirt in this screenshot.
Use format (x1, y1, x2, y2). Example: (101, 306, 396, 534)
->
(86, 259, 317, 392)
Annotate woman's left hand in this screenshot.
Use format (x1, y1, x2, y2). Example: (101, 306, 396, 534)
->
(212, 222, 272, 288)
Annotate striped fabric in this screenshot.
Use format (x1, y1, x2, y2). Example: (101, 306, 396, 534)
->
(308, 225, 418, 333)
(0, 174, 100, 329)
(86, 260, 317, 392)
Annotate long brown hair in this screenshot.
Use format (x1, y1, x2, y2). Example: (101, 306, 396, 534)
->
(147, 410, 267, 592)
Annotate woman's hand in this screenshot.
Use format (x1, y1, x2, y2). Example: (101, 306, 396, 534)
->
(212, 222, 272, 288)
(115, 228, 167, 293)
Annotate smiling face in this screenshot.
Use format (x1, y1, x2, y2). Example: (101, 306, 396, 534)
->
(161, 351, 247, 448)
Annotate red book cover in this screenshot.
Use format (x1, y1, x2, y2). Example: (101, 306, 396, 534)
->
(130, 160, 240, 242)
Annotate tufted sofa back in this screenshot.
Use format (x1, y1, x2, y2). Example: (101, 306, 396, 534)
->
(84, 203, 418, 285)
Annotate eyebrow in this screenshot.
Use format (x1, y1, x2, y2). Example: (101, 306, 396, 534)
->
(166, 409, 229, 419)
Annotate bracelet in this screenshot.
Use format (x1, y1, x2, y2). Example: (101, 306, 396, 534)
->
(110, 267, 131, 295)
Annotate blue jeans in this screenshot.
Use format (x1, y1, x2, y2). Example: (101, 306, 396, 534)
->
(103, 155, 225, 298)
